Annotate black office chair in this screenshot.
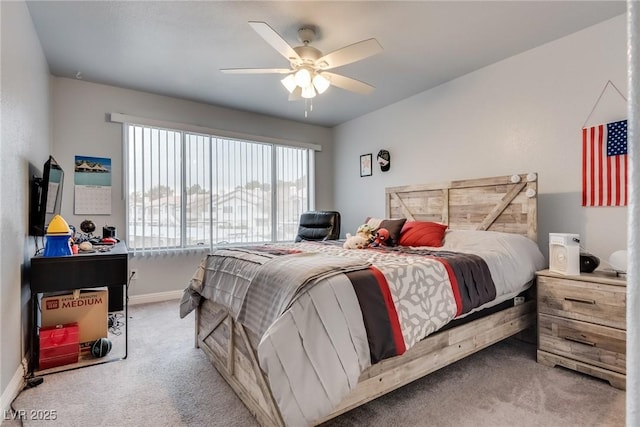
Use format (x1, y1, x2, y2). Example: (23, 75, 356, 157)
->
(295, 211, 341, 242)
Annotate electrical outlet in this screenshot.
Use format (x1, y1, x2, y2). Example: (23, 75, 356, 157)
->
(130, 269, 138, 281)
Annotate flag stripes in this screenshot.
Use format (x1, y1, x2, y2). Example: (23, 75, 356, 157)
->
(582, 121, 628, 207)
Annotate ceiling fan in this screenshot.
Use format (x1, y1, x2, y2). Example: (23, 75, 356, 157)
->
(221, 21, 383, 101)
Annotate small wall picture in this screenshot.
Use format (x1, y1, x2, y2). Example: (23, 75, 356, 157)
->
(360, 153, 372, 177)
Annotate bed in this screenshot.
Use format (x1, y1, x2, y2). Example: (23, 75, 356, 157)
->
(180, 172, 545, 427)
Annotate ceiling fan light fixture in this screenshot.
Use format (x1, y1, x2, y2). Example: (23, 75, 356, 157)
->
(312, 73, 330, 94)
(294, 68, 312, 87)
(288, 86, 303, 101)
(301, 84, 316, 99)
(223, 21, 383, 111)
(281, 74, 297, 93)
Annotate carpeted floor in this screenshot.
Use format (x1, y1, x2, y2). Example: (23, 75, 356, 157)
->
(3, 299, 625, 427)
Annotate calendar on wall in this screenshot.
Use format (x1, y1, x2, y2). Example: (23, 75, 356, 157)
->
(74, 155, 112, 215)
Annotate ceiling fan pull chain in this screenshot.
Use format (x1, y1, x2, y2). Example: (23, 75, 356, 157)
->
(304, 98, 314, 118)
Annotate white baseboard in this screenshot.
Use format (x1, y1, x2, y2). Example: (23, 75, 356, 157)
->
(0, 358, 26, 415)
(128, 290, 183, 306)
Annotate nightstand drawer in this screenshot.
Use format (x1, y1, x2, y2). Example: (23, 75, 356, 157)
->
(538, 314, 626, 374)
(537, 275, 626, 330)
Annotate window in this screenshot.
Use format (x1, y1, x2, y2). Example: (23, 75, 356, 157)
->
(123, 120, 315, 254)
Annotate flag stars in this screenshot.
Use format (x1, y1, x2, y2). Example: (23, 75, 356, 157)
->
(607, 120, 628, 156)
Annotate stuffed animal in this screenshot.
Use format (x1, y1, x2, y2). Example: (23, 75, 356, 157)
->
(356, 224, 375, 244)
(343, 233, 370, 249)
(371, 227, 390, 247)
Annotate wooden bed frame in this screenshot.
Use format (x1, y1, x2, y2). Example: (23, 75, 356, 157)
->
(194, 173, 539, 427)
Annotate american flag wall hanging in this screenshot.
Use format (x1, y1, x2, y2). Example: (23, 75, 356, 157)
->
(582, 119, 628, 206)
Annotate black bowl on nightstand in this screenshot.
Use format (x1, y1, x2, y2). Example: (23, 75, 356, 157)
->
(580, 253, 600, 273)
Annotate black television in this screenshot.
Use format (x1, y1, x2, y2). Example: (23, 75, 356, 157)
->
(29, 156, 64, 236)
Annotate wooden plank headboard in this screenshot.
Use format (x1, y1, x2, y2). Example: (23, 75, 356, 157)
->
(385, 173, 538, 241)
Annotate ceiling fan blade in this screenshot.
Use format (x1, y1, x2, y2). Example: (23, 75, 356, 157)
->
(323, 72, 375, 95)
(316, 38, 383, 70)
(249, 21, 301, 63)
(220, 68, 292, 74)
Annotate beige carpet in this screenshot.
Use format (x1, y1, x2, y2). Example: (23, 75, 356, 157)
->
(3, 299, 625, 427)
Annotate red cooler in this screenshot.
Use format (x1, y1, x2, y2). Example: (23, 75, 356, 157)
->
(39, 322, 79, 370)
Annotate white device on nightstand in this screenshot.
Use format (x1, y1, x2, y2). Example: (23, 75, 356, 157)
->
(548, 233, 580, 276)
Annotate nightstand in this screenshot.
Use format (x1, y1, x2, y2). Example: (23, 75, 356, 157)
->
(536, 269, 626, 389)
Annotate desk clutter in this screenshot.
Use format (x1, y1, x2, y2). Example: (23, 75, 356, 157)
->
(42, 215, 119, 257)
(39, 288, 112, 370)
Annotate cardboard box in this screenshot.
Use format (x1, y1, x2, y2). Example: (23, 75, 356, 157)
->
(39, 322, 79, 370)
(41, 289, 108, 352)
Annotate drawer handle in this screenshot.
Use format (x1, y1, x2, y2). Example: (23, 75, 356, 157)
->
(564, 336, 596, 347)
(564, 297, 596, 305)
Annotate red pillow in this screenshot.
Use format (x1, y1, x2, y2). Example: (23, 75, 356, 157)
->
(399, 221, 448, 247)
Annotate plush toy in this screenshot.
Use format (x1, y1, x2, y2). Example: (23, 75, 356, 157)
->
(343, 224, 376, 249)
(371, 227, 390, 247)
(356, 224, 375, 244)
(343, 233, 370, 249)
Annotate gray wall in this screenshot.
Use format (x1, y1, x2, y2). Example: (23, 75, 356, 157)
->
(50, 77, 335, 298)
(334, 14, 628, 264)
(0, 1, 51, 405)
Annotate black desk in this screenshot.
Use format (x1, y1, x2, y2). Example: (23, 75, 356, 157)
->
(29, 241, 129, 373)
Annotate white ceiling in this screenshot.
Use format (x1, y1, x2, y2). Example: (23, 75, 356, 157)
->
(26, 1, 626, 128)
